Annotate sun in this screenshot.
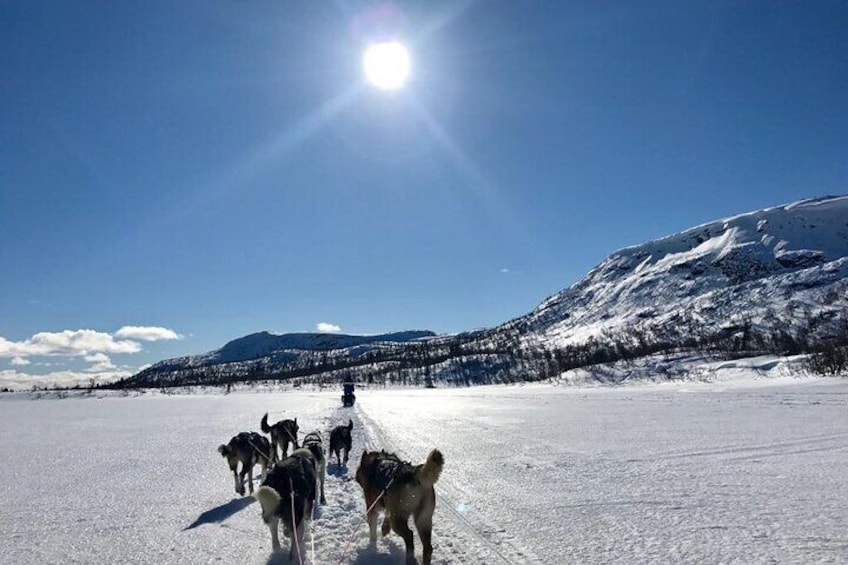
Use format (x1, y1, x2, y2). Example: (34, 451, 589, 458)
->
(363, 41, 411, 90)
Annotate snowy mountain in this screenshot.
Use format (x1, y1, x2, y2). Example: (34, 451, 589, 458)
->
(115, 196, 848, 389)
(196, 330, 435, 365)
(121, 330, 436, 387)
(518, 195, 848, 352)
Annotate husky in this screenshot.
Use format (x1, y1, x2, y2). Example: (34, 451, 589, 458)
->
(260, 412, 299, 462)
(355, 448, 444, 565)
(253, 447, 318, 559)
(301, 430, 327, 504)
(217, 431, 273, 496)
(329, 419, 354, 466)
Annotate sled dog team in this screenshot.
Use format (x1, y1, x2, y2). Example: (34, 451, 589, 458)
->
(218, 412, 444, 564)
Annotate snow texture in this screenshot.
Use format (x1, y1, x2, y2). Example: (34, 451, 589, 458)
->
(2, 375, 848, 563)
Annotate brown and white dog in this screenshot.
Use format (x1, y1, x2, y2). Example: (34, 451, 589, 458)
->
(355, 448, 444, 565)
(254, 446, 319, 559)
(329, 419, 354, 466)
(218, 431, 273, 496)
(260, 412, 299, 462)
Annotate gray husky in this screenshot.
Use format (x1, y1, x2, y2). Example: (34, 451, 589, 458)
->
(218, 431, 273, 496)
(301, 430, 327, 504)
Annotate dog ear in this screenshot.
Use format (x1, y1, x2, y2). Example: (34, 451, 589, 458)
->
(218, 445, 229, 456)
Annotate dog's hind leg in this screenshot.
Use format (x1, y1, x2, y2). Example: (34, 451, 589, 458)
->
(289, 518, 306, 564)
(246, 462, 255, 494)
(238, 464, 250, 496)
(366, 504, 379, 547)
(390, 515, 416, 565)
(381, 513, 391, 537)
(318, 460, 327, 505)
(415, 513, 434, 565)
(268, 515, 281, 552)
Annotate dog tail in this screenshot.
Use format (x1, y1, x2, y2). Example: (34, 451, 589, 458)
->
(261, 412, 272, 433)
(254, 485, 282, 523)
(419, 449, 444, 487)
(347, 419, 353, 431)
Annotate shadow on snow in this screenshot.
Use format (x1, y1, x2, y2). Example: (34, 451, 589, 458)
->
(351, 541, 411, 564)
(183, 496, 255, 531)
(327, 462, 350, 478)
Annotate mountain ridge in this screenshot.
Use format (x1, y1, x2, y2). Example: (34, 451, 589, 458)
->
(115, 195, 848, 389)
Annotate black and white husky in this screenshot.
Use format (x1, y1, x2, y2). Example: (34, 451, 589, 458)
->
(218, 431, 273, 496)
(253, 446, 320, 558)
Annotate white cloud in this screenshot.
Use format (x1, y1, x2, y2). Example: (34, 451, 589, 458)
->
(0, 367, 133, 391)
(86, 361, 116, 373)
(84, 353, 116, 372)
(0, 326, 180, 361)
(0, 325, 178, 389)
(500, 268, 510, 273)
(114, 326, 181, 341)
(316, 322, 342, 333)
(84, 353, 110, 363)
(0, 330, 140, 358)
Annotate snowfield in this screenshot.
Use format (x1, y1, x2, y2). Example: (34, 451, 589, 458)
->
(2, 378, 848, 564)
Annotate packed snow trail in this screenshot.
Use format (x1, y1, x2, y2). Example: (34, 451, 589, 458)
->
(355, 403, 541, 564)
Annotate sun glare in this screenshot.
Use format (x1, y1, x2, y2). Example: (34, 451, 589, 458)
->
(363, 41, 411, 90)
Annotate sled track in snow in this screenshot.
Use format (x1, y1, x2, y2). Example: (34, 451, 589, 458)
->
(354, 404, 542, 565)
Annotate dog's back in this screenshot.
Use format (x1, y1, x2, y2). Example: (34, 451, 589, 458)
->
(260, 449, 317, 511)
(358, 449, 443, 494)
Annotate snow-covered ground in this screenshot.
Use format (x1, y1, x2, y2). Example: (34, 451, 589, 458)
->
(2, 377, 847, 563)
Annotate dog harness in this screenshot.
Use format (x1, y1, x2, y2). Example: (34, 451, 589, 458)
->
(368, 452, 415, 490)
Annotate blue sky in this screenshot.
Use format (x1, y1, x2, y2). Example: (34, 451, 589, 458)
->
(2, 1, 846, 387)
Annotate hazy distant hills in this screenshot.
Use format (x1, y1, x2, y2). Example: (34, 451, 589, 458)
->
(116, 196, 848, 389)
